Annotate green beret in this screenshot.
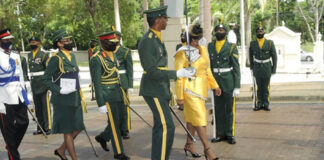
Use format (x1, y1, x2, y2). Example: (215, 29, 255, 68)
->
(143, 5, 168, 18)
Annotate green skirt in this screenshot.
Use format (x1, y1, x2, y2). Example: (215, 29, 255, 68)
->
(52, 103, 85, 134)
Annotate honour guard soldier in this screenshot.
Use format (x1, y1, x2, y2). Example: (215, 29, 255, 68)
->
(88, 39, 100, 61)
(42, 28, 85, 160)
(175, 28, 187, 52)
(138, 6, 195, 160)
(90, 29, 130, 160)
(114, 29, 133, 139)
(0, 28, 29, 160)
(88, 40, 100, 101)
(249, 22, 277, 111)
(208, 20, 241, 144)
(28, 36, 51, 135)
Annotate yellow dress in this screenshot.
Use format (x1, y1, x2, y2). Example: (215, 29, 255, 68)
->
(175, 45, 219, 126)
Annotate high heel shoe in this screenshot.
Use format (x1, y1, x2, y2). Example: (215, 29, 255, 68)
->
(184, 142, 201, 158)
(54, 149, 68, 160)
(204, 147, 219, 160)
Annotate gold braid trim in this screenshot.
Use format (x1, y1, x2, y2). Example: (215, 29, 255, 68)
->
(120, 87, 129, 106)
(52, 55, 65, 83)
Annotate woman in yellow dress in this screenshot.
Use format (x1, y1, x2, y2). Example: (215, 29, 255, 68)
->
(175, 24, 221, 160)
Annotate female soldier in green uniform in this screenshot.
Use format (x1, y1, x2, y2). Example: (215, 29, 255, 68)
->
(90, 29, 129, 160)
(42, 28, 85, 160)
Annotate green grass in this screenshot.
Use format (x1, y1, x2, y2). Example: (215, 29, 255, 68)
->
(301, 42, 314, 52)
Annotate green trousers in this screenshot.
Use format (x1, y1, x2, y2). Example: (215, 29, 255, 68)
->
(33, 90, 50, 131)
(256, 77, 271, 107)
(97, 100, 129, 141)
(214, 92, 236, 137)
(143, 96, 175, 160)
(121, 89, 131, 135)
(104, 101, 125, 155)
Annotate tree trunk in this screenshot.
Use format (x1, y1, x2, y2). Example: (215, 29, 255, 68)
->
(297, 2, 315, 42)
(200, 0, 212, 43)
(160, 0, 164, 6)
(244, 0, 252, 66)
(0, 0, 3, 30)
(143, 0, 149, 32)
(114, 0, 122, 44)
(84, 0, 99, 34)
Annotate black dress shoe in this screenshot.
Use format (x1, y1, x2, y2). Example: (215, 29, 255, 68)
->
(263, 106, 271, 111)
(114, 153, 130, 160)
(211, 136, 226, 143)
(54, 149, 68, 160)
(95, 135, 109, 151)
(33, 130, 42, 135)
(253, 106, 261, 111)
(227, 136, 236, 144)
(122, 132, 130, 139)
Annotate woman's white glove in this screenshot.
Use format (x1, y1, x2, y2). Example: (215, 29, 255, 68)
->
(98, 105, 108, 114)
(177, 68, 196, 78)
(60, 88, 76, 95)
(233, 88, 240, 97)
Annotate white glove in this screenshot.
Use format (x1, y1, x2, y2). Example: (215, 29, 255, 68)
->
(233, 88, 240, 97)
(128, 88, 134, 93)
(0, 103, 6, 114)
(60, 88, 76, 95)
(27, 105, 35, 112)
(176, 68, 196, 78)
(98, 105, 108, 114)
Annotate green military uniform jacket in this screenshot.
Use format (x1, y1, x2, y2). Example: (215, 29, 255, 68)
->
(90, 51, 123, 107)
(138, 29, 177, 99)
(115, 45, 133, 90)
(42, 51, 81, 106)
(28, 49, 49, 94)
(249, 39, 277, 78)
(208, 40, 241, 92)
(20, 56, 29, 81)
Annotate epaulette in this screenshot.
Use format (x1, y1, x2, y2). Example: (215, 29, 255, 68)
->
(46, 52, 58, 66)
(90, 50, 101, 60)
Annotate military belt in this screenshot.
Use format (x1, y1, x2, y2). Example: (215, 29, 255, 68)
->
(29, 71, 45, 77)
(213, 67, 233, 73)
(143, 67, 168, 74)
(254, 58, 271, 63)
(118, 70, 126, 74)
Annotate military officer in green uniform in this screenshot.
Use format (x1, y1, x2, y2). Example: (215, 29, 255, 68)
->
(28, 36, 51, 135)
(88, 40, 100, 101)
(208, 21, 240, 145)
(249, 22, 277, 111)
(114, 30, 133, 139)
(42, 28, 85, 160)
(90, 29, 129, 160)
(138, 6, 195, 160)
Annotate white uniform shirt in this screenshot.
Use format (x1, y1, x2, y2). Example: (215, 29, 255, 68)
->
(0, 48, 25, 113)
(228, 30, 237, 44)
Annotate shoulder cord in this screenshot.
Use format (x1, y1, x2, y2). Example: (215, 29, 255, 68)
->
(53, 55, 65, 83)
(97, 54, 119, 81)
(0, 58, 16, 87)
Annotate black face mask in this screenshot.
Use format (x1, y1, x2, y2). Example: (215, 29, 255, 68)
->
(181, 37, 186, 43)
(1, 41, 12, 50)
(257, 34, 264, 39)
(102, 42, 117, 51)
(63, 43, 74, 51)
(30, 45, 38, 50)
(90, 44, 96, 48)
(215, 33, 226, 40)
